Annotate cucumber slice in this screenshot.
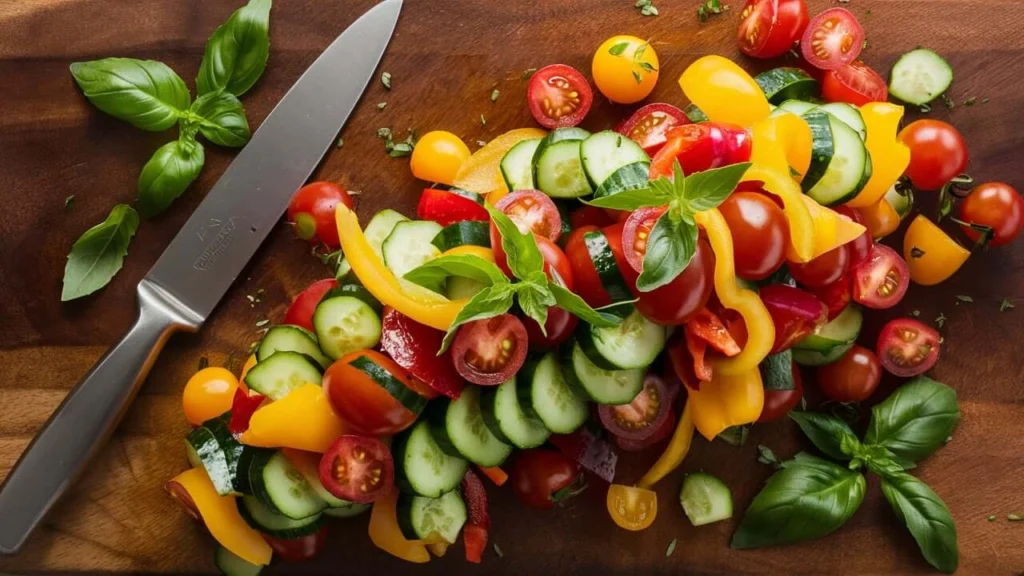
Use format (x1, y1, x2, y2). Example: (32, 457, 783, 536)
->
(755, 67, 820, 104)
(393, 420, 468, 498)
(383, 220, 444, 276)
(480, 378, 550, 449)
(320, 283, 382, 314)
(537, 127, 591, 147)
(431, 221, 491, 252)
(679, 472, 733, 526)
(516, 352, 588, 434)
(429, 386, 513, 467)
(776, 99, 818, 116)
(793, 344, 853, 367)
(591, 161, 651, 199)
(186, 419, 243, 496)
(257, 325, 330, 369)
(336, 209, 409, 278)
(888, 48, 953, 106)
(578, 308, 666, 371)
(248, 451, 327, 520)
(759, 349, 798, 393)
(215, 544, 265, 576)
(445, 276, 487, 300)
(580, 130, 650, 189)
(583, 228, 634, 304)
(397, 490, 467, 544)
(794, 305, 863, 352)
(801, 111, 870, 206)
(562, 341, 644, 405)
(284, 449, 348, 508)
(346, 353, 428, 415)
(500, 138, 543, 190)
(683, 104, 708, 123)
(817, 103, 866, 141)
(243, 351, 322, 400)
(238, 495, 323, 539)
(312, 296, 383, 360)
(534, 139, 593, 198)
(186, 438, 204, 469)
(323, 501, 371, 518)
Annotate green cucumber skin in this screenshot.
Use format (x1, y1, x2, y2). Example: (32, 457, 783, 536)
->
(591, 161, 651, 200)
(801, 111, 834, 192)
(514, 355, 546, 421)
(319, 284, 382, 313)
(431, 221, 491, 252)
(684, 104, 709, 123)
(755, 68, 820, 104)
(347, 354, 427, 415)
(759, 350, 797, 392)
(583, 229, 633, 303)
(236, 498, 323, 539)
(425, 400, 462, 459)
(478, 385, 515, 445)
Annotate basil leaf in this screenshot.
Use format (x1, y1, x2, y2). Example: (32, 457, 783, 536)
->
(683, 162, 752, 212)
(137, 139, 205, 217)
(483, 203, 543, 279)
(70, 58, 189, 131)
(440, 283, 516, 352)
(731, 453, 866, 549)
(190, 91, 251, 148)
(880, 472, 959, 573)
(516, 283, 555, 334)
(789, 411, 860, 461)
(403, 254, 507, 290)
(587, 163, 669, 210)
(864, 449, 917, 477)
(548, 283, 621, 328)
(864, 376, 960, 463)
(197, 0, 272, 97)
(61, 205, 139, 301)
(636, 214, 694, 292)
(586, 187, 669, 211)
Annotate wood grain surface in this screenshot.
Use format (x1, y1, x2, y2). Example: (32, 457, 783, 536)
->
(1, 0, 1022, 573)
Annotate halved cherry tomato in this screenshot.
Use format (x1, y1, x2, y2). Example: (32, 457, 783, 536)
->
(801, 8, 864, 70)
(822, 60, 887, 106)
(903, 215, 970, 286)
(491, 227, 575, 288)
(409, 130, 471, 186)
(622, 206, 667, 273)
(758, 355, 803, 422)
(322, 350, 424, 436)
(616, 103, 689, 155)
(263, 527, 328, 563)
(528, 64, 593, 128)
(511, 449, 582, 510)
(817, 345, 881, 402)
(634, 236, 715, 326)
(496, 190, 562, 241)
(284, 278, 339, 332)
(738, 0, 810, 59)
(809, 274, 851, 320)
(832, 206, 873, 266)
(183, 367, 238, 427)
(569, 206, 614, 230)
(598, 375, 672, 442)
(852, 244, 909, 309)
(614, 408, 676, 452)
(649, 123, 752, 178)
(898, 120, 969, 191)
(592, 35, 660, 105)
(606, 484, 658, 531)
(451, 314, 528, 385)
(523, 306, 578, 350)
(380, 307, 464, 399)
(564, 225, 611, 308)
(876, 318, 941, 377)
(758, 284, 828, 353)
(416, 188, 489, 227)
(319, 435, 394, 504)
(958, 182, 1024, 247)
(719, 191, 790, 280)
(287, 182, 354, 249)
(789, 245, 849, 288)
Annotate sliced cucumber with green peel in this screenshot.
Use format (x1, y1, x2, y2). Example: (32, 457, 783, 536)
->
(500, 138, 543, 191)
(346, 353, 428, 415)
(238, 494, 323, 539)
(683, 104, 708, 123)
(393, 420, 468, 498)
(382, 220, 444, 291)
(583, 228, 634, 304)
(445, 276, 487, 300)
(793, 344, 852, 366)
(516, 352, 588, 434)
(818, 102, 866, 141)
(534, 139, 593, 198)
(776, 99, 818, 116)
(480, 377, 550, 449)
(243, 351, 322, 400)
(428, 386, 513, 467)
(336, 209, 409, 278)
(323, 502, 371, 518)
(248, 450, 327, 520)
(884, 185, 914, 220)
(801, 110, 870, 206)
(680, 472, 733, 526)
(215, 544, 265, 576)
(561, 341, 644, 405)
(397, 490, 467, 544)
(578, 308, 666, 371)
(794, 305, 863, 352)
(320, 283, 382, 314)
(580, 130, 650, 189)
(591, 161, 651, 201)
(431, 220, 491, 252)
(888, 48, 953, 106)
(313, 295, 382, 360)
(256, 325, 330, 369)
(755, 67, 819, 104)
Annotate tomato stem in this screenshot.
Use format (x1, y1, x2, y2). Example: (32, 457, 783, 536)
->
(551, 474, 588, 506)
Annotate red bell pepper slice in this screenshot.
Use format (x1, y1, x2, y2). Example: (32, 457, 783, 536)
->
(687, 308, 741, 356)
(416, 188, 489, 227)
(228, 387, 265, 436)
(379, 307, 464, 399)
(667, 332, 701, 391)
(685, 327, 713, 382)
(758, 284, 829, 353)
(461, 470, 489, 563)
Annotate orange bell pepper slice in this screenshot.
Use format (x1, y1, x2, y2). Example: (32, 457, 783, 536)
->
(452, 128, 547, 195)
(239, 384, 348, 453)
(606, 484, 658, 531)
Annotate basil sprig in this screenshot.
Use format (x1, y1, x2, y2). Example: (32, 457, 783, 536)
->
(61, 205, 139, 301)
(733, 376, 961, 573)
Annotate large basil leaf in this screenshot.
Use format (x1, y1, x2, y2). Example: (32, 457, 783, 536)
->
(789, 411, 860, 462)
(483, 203, 543, 280)
(61, 205, 139, 301)
(682, 162, 752, 212)
(137, 139, 206, 217)
(880, 472, 958, 573)
(636, 213, 693, 292)
(731, 453, 866, 549)
(197, 0, 272, 97)
(190, 91, 251, 148)
(70, 58, 189, 131)
(404, 254, 507, 289)
(864, 376, 960, 463)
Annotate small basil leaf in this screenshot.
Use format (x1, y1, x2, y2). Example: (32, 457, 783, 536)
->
(516, 282, 555, 334)
(70, 58, 189, 131)
(864, 376, 960, 463)
(197, 0, 272, 97)
(636, 214, 694, 292)
(403, 254, 507, 290)
(880, 472, 959, 573)
(789, 411, 859, 461)
(137, 139, 205, 217)
(61, 205, 139, 301)
(683, 162, 752, 212)
(483, 203, 544, 279)
(549, 283, 621, 328)
(439, 283, 516, 352)
(586, 186, 665, 211)
(190, 91, 251, 147)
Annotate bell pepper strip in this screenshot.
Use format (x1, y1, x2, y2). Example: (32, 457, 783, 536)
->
(694, 209, 775, 375)
(678, 55, 772, 127)
(369, 489, 431, 563)
(636, 402, 694, 489)
(688, 308, 741, 356)
(335, 204, 468, 331)
(166, 468, 272, 566)
(743, 165, 816, 263)
(452, 128, 547, 195)
(477, 465, 509, 487)
(903, 215, 971, 286)
(239, 384, 348, 453)
(800, 195, 868, 259)
(548, 428, 618, 484)
(227, 387, 265, 436)
(416, 188, 489, 226)
(685, 327, 712, 382)
(749, 113, 812, 182)
(687, 368, 765, 441)
(844, 103, 911, 208)
(461, 470, 490, 563)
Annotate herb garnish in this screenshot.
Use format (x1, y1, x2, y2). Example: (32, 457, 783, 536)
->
(756, 444, 781, 468)
(61, 205, 139, 301)
(935, 313, 948, 328)
(381, 71, 392, 90)
(64, 195, 75, 212)
(336, 137, 344, 148)
(963, 96, 977, 106)
(1009, 513, 1023, 522)
(480, 114, 487, 126)
(665, 538, 678, 557)
(636, 0, 659, 16)
(609, 42, 629, 56)
(955, 294, 973, 304)
(697, 0, 726, 22)
(999, 298, 1015, 312)
(521, 67, 538, 79)
(493, 543, 504, 558)
(942, 93, 955, 109)
(377, 101, 388, 110)
(491, 89, 500, 102)
(920, 103, 932, 113)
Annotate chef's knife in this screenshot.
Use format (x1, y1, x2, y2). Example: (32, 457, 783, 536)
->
(0, 0, 402, 555)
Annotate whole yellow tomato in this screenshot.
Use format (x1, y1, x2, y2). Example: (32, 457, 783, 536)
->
(409, 131, 471, 186)
(592, 35, 659, 104)
(183, 367, 239, 426)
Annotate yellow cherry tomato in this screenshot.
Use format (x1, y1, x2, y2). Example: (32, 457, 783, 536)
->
(903, 215, 970, 286)
(592, 35, 659, 104)
(606, 484, 658, 531)
(409, 131, 471, 186)
(679, 55, 771, 127)
(183, 367, 238, 426)
(857, 198, 901, 240)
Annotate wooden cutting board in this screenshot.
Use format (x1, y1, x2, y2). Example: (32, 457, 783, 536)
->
(1, 0, 1022, 573)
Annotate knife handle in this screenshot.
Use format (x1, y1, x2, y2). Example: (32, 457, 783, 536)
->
(0, 279, 201, 555)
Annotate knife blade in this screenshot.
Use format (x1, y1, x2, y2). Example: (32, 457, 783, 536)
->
(0, 0, 402, 555)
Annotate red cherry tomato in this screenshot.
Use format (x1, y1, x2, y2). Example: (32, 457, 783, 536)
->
(852, 244, 909, 309)
(496, 190, 562, 241)
(876, 318, 941, 377)
(564, 225, 612, 308)
(832, 206, 873, 266)
(379, 307, 464, 399)
(822, 60, 888, 106)
(758, 284, 828, 353)
(898, 120, 969, 191)
(616, 103, 690, 155)
(322, 350, 424, 436)
(789, 245, 849, 288)
(719, 191, 790, 280)
(603, 220, 642, 291)
(737, 0, 810, 59)
(598, 375, 672, 441)
(817, 345, 882, 402)
(635, 236, 715, 326)
(319, 435, 394, 504)
(809, 274, 852, 321)
(287, 182, 354, 249)
(450, 314, 528, 386)
(650, 123, 752, 179)
(511, 449, 581, 510)
(622, 206, 667, 273)
(416, 188, 489, 227)
(801, 8, 865, 71)
(569, 205, 614, 230)
(491, 227, 575, 288)
(527, 64, 593, 129)
(958, 182, 1024, 247)
(613, 408, 676, 452)
(263, 526, 328, 563)
(283, 278, 339, 332)
(523, 305, 578, 350)
(758, 356, 804, 422)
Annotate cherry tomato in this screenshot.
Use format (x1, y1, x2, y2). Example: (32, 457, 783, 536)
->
(719, 191, 790, 280)
(319, 435, 394, 504)
(492, 225, 575, 288)
(832, 206, 873, 266)
(876, 318, 941, 377)
(598, 375, 671, 441)
(511, 449, 582, 510)
(852, 244, 909, 309)
(287, 182, 354, 249)
(738, 0, 810, 59)
(569, 206, 614, 230)
(758, 356, 804, 422)
(898, 120, 969, 191)
(380, 307, 464, 399)
(527, 64, 593, 128)
(606, 484, 658, 531)
(810, 274, 851, 320)
(959, 182, 1024, 246)
(817, 345, 881, 402)
(182, 367, 238, 427)
(616, 103, 689, 155)
(450, 314, 528, 385)
(822, 60, 887, 106)
(323, 350, 424, 436)
(496, 190, 562, 241)
(263, 527, 328, 563)
(622, 206, 667, 273)
(592, 35, 660, 105)
(635, 236, 715, 326)
(801, 8, 864, 71)
(523, 306, 578, 350)
(284, 278, 339, 332)
(613, 408, 676, 452)
(789, 245, 849, 288)
(857, 198, 902, 240)
(650, 123, 752, 178)
(409, 131, 471, 186)
(564, 225, 611, 308)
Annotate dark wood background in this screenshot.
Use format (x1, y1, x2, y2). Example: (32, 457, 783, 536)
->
(1, 0, 1022, 573)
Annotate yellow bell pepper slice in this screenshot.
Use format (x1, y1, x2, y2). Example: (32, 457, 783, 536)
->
(452, 128, 547, 195)
(441, 245, 495, 261)
(636, 401, 694, 489)
(369, 489, 432, 563)
(679, 56, 771, 127)
(744, 165, 817, 263)
(240, 384, 348, 453)
(166, 468, 272, 566)
(687, 369, 765, 441)
(903, 215, 971, 286)
(802, 195, 868, 259)
(695, 209, 775, 375)
(750, 113, 812, 180)
(844, 103, 911, 208)
(336, 204, 468, 331)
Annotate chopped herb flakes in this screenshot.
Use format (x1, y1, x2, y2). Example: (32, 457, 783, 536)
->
(757, 444, 781, 468)
(377, 101, 388, 110)
(920, 103, 932, 113)
(522, 67, 537, 79)
(1009, 513, 1023, 522)
(476, 140, 488, 147)
(480, 114, 487, 125)
(381, 71, 392, 90)
(942, 93, 955, 109)
(336, 137, 344, 148)
(982, 98, 990, 103)
(64, 195, 75, 212)
(632, 70, 643, 84)
(988, 515, 997, 522)
(377, 127, 392, 140)
(640, 3, 659, 17)
(1000, 298, 1015, 312)
(665, 538, 678, 557)
(198, 356, 210, 371)
(493, 543, 504, 558)
(491, 89, 500, 102)
(378, 127, 417, 157)
(697, 0, 726, 22)
(255, 319, 269, 327)
(955, 294, 973, 304)
(911, 309, 921, 317)
(935, 313, 948, 328)
(964, 96, 977, 106)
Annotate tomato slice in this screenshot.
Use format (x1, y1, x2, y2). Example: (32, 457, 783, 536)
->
(622, 206, 667, 273)
(416, 188, 489, 227)
(496, 190, 562, 241)
(738, 0, 809, 59)
(451, 314, 528, 385)
(564, 225, 612, 309)
(527, 64, 593, 129)
(379, 307, 464, 399)
(614, 408, 676, 452)
(598, 375, 671, 442)
(263, 527, 328, 562)
(876, 318, 941, 377)
(319, 435, 394, 504)
(322, 350, 424, 436)
(606, 484, 658, 531)
(284, 278, 339, 332)
(852, 244, 909, 309)
(822, 60, 887, 106)
(615, 103, 690, 155)
(800, 8, 865, 70)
